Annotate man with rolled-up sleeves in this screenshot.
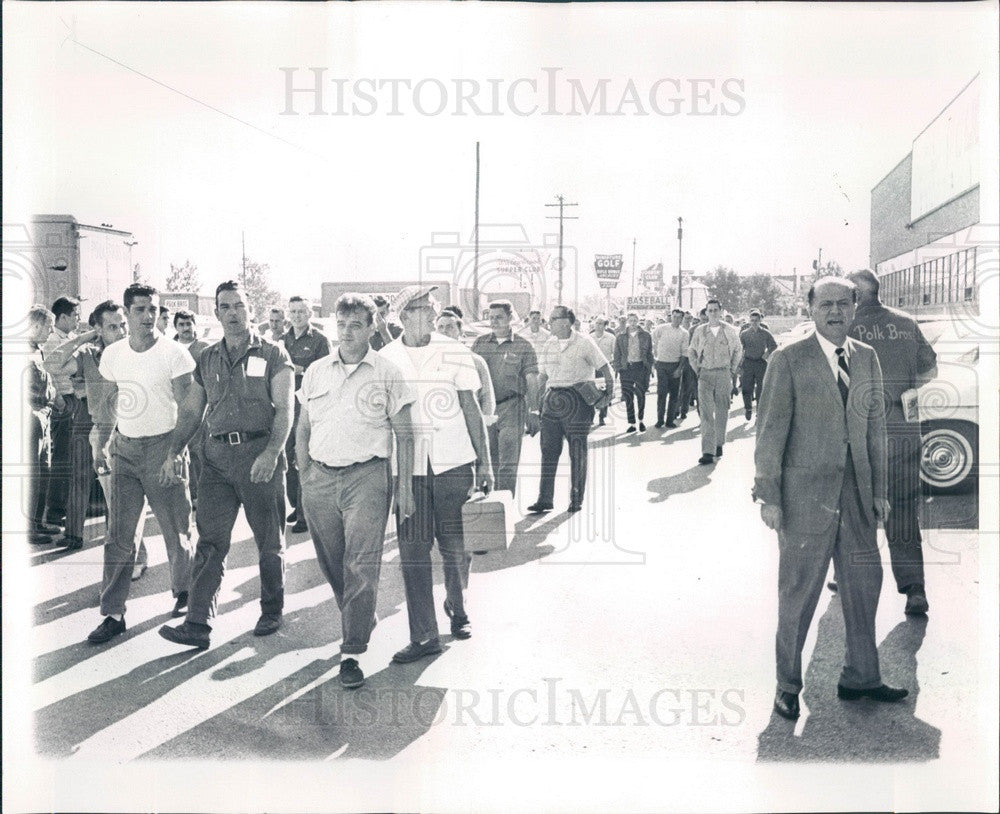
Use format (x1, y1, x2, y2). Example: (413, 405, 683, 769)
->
(159, 280, 294, 649)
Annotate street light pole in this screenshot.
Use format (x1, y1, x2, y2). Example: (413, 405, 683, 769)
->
(545, 195, 578, 307)
(677, 217, 683, 309)
(124, 240, 139, 282)
(631, 237, 637, 299)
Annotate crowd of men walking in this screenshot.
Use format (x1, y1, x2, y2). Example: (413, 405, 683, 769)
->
(21, 269, 939, 707)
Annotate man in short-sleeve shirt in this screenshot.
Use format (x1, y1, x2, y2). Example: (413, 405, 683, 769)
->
(159, 280, 294, 650)
(86, 285, 197, 645)
(739, 309, 777, 420)
(297, 293, 416, 688)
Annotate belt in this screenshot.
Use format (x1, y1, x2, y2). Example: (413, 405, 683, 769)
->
(210, 430, 269, 445)
(314, 457, 384, 472)
(495, 394, 524, 405)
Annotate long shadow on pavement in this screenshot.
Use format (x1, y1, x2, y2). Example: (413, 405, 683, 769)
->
(646, 464, 715, 504)
(757, 599, 939, 762)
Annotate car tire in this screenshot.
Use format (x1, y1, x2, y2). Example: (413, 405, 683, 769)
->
(921, 420, 977, 494)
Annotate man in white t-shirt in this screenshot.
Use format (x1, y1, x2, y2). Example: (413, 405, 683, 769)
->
(518, 309, 550, 354)
(379, 285, 493, 664)
(86, 284, 197, 645)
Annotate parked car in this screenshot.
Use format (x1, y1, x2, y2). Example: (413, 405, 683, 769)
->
(775, 320, 815, 348)
(915, 318, 980, 493)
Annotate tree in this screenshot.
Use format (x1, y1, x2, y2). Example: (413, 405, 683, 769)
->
(810, 259, 844, 282)
(165, 260, 201, 293)
(743, 273, 782, 316)
(240, 258, 283, 321)
(702, 266, 745, 312)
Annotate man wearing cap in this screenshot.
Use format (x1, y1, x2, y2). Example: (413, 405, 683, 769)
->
(688, 299, 742, 464)
(848, 268, 937, 616)
(369, 295, 403, 351)
(652, 308, 690, 429)
(471, 300, 540, 493)
(529, 305, 614, 513)
(87, 284, 197, 645)
(379, 284, 493, 663)
(755, 276, 904, 721)
(613, 313, 654, 433)
(296, 293, 416, 689)
(41, 295, 82, 527)
(282, 295, 332, 534)
(159, 280, 294, 649)
(589, 317, 616, 426)
(739, 309, 778, 421)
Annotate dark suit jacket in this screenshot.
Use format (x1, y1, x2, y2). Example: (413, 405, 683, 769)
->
(753, 333, 888, 535)
(612, 329, 654, 372)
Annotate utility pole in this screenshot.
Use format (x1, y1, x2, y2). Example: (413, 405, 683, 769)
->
(813, 247, 823, 277)
(677, 217, 684, 310)
(631, 238, 637, 299)
(473, 141, 480, 318)
(242, 231, 247, 287)
(124, 240, 139, 282)
(545, 195, 578, 306)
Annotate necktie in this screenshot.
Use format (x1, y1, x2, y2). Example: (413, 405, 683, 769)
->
(835, 347, 850, 405)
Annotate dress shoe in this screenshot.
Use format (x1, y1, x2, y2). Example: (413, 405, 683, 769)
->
(598, 417, 606, 426)
(159, 621, 211, 650)
(392, 638, 442, 663)
(28, 532, 53, 546)
(904, 585, 929, 615)
(827, 581, 838, 592)
(172, 591, 189, 618)
(88, 616, 126, 644)
(665, 422, 677, 428)
(527, 501, 553, 514)
(698, 454, 715, 465)
(291, 519, 309, 534)
(44, 513, 66, 528)
(655, 421, 665, 429)
(773, 690, 800, 720)
(339, 657, 365, 689)
(625, 425, 637, 434)
(837, 684, 908, 703)
(567, 503, 583, 513)
(32, 521, 62, 535)
(745, 408, 752, 420)
(286, 510, 298, 523)
(638, 422, 646, 432)
(55, 534, 83, 550)
(131, 562, 148, 582)
(253, 613, 282, 636)
(715, 446, 723, 457)
(444, 601, 472, 640)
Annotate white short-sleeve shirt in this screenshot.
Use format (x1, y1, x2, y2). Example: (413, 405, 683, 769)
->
(99, 335, 196, 437)
(379, 333, 481, 476)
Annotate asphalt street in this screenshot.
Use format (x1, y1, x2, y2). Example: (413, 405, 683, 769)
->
(11, 395, 997, 812)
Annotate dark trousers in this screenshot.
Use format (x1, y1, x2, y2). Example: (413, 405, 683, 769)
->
(680, 368, 698, 416)
(596, 368, 610, 422)
(397, 462, 474, 644)
(45, 395, 76, 519)
(488, 396, 526, 494)
(885, 435, 924, 593)
(775, 451, 883, 694)
(620, 362, 649, 425)
(285, 403, 302, 522)
(655, 361, 682, 424)
(537, 387, 594, 507)
(25, 412, 51, 528)
(65, 399, 94, 540)
(741, 358, 767, 412)
(188, 425, 204, 506)
(187, 435, 287, 625)
(302, 458, 391, 654)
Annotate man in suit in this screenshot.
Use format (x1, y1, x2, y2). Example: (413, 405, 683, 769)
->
(612, 313, 654, 433)
(754, 276, 907, 721)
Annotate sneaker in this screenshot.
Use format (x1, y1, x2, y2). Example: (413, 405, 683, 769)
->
(253, 613, 282, 636)
(904, 585, 929, 615)
(638, 422, 646, 432)
(87, 616, 126, 644)
(392, 638, 442, 664)
(159, 621, 211, 650)
(55, 534, 83, 550)
(172, 591, 189, 618)
(340, 657, 365, 689)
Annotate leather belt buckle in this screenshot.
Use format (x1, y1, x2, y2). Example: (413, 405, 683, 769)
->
(227, 431, 241, 445)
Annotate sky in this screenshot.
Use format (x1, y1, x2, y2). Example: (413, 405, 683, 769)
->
(4, 2, 998, 308)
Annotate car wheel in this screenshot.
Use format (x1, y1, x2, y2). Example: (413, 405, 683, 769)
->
(921, 420, 977, 494)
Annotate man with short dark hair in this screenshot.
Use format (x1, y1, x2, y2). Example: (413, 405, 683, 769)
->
(297, 293, 416, 688)
(471, 299, 540, 493)
(652, 308, 690, 429)
(87, 284, 197, 644)
(282, 296, 332, 533)
(437, 309, 497, 423)
(41, 295, 82, 527)
(518, 308, 550, 355)
(264, 308, 286, 342)
(688, 299, 742, 464)
(613, 313, 654, 433)
(369, 295, 403, 351)
(589, 317, 616, 426)
(529, 305, 613, 513)
(160, 280, 294, 649)
(25, 306, 59, 544)
(173, 310, 209, 362)
(756, 276, 904, 721)
(156, 306, 171, 335)
(739, 309, 777, 421)
(847, 268, 938, 616)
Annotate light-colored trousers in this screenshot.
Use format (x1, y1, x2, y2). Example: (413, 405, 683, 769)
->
(696, 368, 733, 454)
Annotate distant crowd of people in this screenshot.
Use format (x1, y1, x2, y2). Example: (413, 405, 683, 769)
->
(21, 269, 940, 710)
